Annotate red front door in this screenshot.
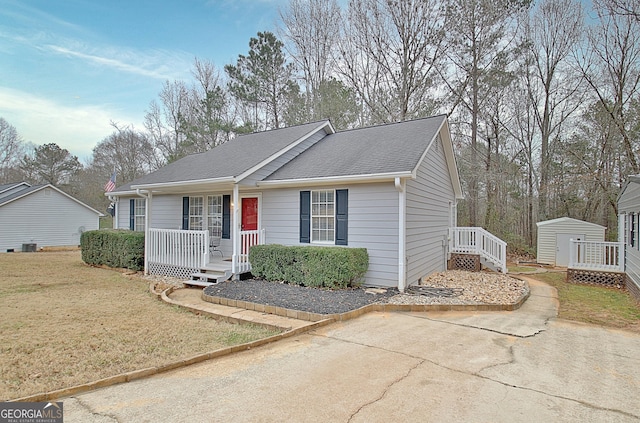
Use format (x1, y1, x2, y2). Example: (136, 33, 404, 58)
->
(241, 197, 258, 231)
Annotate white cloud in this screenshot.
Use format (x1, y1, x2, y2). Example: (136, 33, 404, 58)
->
(0, 87, 142, 162)
(45, 43, 193, 82)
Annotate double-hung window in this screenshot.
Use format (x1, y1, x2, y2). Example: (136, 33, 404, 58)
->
(300, 189, 347, 245)
(134, 198, 145, 232)
(189, 196, 204, 230)
(207, 195, 223, 237)
(311, 190, 335, 242)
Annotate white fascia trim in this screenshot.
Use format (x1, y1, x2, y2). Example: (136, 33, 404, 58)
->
(234, 120, 334, 183)
(256, 171, 413, 188)
(131, 177, 235, 191)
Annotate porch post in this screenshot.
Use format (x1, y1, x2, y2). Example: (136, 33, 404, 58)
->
(618, 213, 626, 271)
(232, 183, 239, 279)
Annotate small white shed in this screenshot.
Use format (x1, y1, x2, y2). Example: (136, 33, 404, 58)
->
(536, 217, 606, 266)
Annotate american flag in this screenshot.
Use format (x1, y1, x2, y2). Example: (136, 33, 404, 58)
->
(104, 171, 116, 192)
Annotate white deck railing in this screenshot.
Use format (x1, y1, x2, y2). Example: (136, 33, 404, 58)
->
(450, 227, 507, 273)
(233, 229, 265, 274)
(147, 228, 209, 273)
(568, 240, 623, 272)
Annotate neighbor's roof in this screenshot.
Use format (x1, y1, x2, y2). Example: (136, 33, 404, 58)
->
(0, 183, 103, 216)
(114, 121, 332, 192)
(264, 115, 448, 181)
(536, 217, 606, 229)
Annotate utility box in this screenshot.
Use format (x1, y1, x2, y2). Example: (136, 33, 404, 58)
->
(22, 243, 37, 252)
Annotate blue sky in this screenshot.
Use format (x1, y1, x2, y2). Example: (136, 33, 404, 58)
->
(0, 0, 285, 163)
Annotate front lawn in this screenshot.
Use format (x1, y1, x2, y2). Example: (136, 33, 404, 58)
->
(0, 251, 279, 401)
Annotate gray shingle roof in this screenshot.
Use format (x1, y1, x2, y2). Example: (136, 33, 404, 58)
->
(0, 184, 42, 206)
(114, 121, 329, 191)
(265, 115, 446, 180)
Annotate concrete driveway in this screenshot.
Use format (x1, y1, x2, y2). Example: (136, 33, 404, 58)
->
(64, 279, 640, 422)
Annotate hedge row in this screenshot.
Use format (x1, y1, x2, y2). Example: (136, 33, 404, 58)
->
(249, 244, 369, 289)
(81, 229, 145, 271)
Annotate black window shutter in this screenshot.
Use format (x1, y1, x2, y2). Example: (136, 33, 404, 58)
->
(182, 197, 189, 230)
(300, 191, 311, 243)
(335, 189, 348, 245)
(222, 195, 231, 239)
(129, 199, 135, 231)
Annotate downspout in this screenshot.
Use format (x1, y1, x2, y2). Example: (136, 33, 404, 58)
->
(136, 189, 151, 275)
(232, 183, 240, 280)
(395, 177, 406, 292)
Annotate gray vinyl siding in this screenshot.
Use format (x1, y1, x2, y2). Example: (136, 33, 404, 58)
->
(0, 187, 99, 251)
(405, 134, 454, 286)
(619, 181, 640, 213)
(241, 130, 328, 186)
(619, 180, 640, 292)
(261, 183, 400, 288)
(536, 218, 605, 266)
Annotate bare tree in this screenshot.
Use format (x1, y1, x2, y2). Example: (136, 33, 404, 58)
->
(577, 0, 640, 176)
(279, 0, 342, 119)
(183, 59, 235, 151)
(0, 117, 25, 183)
(337, 0, 446, 123)
(144, 80, 190, 163)
(443, 0, 527, 226)
(526, 0, 584, 220)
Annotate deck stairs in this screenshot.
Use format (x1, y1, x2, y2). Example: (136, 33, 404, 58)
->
(184, 262, 233, 288)
(450, 227, 508, 274)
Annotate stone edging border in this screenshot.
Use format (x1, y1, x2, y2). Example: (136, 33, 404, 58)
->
(12, 276, 529, 403)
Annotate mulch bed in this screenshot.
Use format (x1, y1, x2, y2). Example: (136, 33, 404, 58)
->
(203, 279, 398, 315)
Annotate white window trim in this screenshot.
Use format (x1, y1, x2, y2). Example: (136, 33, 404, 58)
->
(311, 189, 335, 244)
(134, 198, 145, 232)
(207, 194, 223, 237)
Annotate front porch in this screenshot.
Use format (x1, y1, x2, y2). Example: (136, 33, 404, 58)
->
(146, 228, 265, 281)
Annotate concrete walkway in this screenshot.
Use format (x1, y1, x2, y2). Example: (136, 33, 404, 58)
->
(63, 278, 640, 422)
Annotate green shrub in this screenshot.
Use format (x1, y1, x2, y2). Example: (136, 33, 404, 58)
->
(249, 244, 369, 289)
(81, 229, 145, 271)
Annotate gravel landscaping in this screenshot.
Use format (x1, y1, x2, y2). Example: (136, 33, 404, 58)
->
(202, 270, 529, 314)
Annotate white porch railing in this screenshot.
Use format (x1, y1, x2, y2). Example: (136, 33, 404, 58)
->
(147, 228, 209, 277)
(568, 240, 624, 272)
(233, 229, 265, 274)
(450, 227, 507, 273)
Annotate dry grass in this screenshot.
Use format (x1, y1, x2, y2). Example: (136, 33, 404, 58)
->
(529, 271, 640, 333)
(0, 251, 280, 401)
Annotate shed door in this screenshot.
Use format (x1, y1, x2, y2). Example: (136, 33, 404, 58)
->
(556, 233, 585, 267)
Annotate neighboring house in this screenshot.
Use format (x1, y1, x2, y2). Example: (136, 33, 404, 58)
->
(618, 175, 640, 300)
(536, 217, 606, 267)
(0, 182, 102, 252)
(108, 116, 506, 290)
(565, 175, 640, 301)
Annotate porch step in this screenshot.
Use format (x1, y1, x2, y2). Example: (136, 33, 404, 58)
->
(480, 256, 507, 274)
(183, 279, 217, 288)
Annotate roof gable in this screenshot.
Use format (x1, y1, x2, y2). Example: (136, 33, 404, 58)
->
(115, 121, 332, 192)
(0, 183, 103, 216)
